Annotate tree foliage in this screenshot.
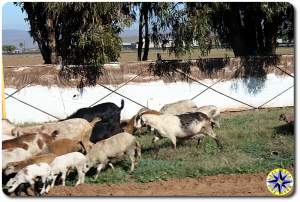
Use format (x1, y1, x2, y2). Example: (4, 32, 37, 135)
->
(147, 2, 294, 57)
(17, 2, 133, 66)
(17, 3, 57, 63)
(2, 45, 16, 53)
(46, 3, 132, 66)
(201, 2, 294, 56)
(133, 2, 173, 61)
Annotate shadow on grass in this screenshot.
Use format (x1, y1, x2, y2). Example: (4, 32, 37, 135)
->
(141, 139, 199, 154)
(274, 124, 294, 135)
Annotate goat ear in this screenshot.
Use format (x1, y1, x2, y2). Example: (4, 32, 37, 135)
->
(135, 114, 141, 122)
(51, 130, 59, 138)
(120, 121, 128, 128)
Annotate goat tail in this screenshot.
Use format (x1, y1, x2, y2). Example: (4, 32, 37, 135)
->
(89, 117, 101, 127)
(119, 99, 125, 111)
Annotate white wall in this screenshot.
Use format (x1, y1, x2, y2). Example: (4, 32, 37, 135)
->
(5, 73, 294, 124)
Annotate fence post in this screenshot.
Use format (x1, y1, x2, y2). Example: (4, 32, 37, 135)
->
(2, 65, 6, 119)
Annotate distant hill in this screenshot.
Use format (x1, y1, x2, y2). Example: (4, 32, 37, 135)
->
(121, 35, 138, 43)
(2, 29, 138, 49)
(2, 29, 38, 49)
(121, 28, 138, 43)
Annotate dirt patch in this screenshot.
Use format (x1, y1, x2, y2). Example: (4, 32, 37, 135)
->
(46, 172, 277, 196)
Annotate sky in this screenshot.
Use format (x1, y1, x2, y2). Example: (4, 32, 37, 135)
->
(2, 2, 30, 30)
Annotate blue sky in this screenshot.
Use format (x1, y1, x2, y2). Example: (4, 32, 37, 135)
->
(2, 2, 30, 30)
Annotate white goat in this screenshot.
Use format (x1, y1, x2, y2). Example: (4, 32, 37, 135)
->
(160, 100, 198, 115)
(198, 105, 221, 128)
(50, 152, 87, 187)
(136, 112, 222, 149)
(4, 163, 52, 196)
(85, 132, 141, 180)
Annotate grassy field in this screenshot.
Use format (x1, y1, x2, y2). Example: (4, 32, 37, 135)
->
(64, 107, 294, 186)
(3, 47, 294, 66)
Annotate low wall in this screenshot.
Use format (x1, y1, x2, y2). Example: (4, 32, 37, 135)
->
(5, 72, 294, 124)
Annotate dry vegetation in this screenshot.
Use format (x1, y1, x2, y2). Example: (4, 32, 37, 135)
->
(3, 54, 294, 88)
(3, 47, 294, 67)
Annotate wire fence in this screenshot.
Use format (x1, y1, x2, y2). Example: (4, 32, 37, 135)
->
(3, 59, 294, 122)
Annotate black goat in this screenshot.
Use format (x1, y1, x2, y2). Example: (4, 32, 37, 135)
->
(89, 121, 123, 143)
(67, 100, 124, 122)
(66, 100, 125, 143)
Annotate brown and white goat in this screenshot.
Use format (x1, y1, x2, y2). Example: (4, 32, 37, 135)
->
(122, 109, 161, 134)
(2, 130, 58, 156)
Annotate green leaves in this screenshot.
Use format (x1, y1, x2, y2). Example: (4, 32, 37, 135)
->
(2, 45, 16, 53)
(17, 2, 133, 86)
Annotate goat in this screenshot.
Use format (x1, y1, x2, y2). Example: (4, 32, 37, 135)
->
(89, 121, 123, 144)
(198, 105, 221, 128)
(279, 113, 294, 125)
(136, 112, 222, 149)
(66, 99, 124, 123)
(4, 163, 52, 196)
(50, 152, 87, 187)
(11, 118, 100, 142)
(39, 138, 88, 156)
(2, 131, 58, 156)
(4, 153, 57, 176)
(85, 132, 141, 179)
(160, 100, 198, 115)
(122, 109, 161, 134)
(65, 101, 124, 144)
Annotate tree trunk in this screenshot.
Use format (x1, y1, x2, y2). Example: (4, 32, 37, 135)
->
(228, 5, 248, 56)
(262, 19, 279, 55)
(33, 30, 52, 64)
(228, 4, 258, 56)
(142, 6, 149, 61)
(46, 18, 59, 64)
(137, 10, 144, 61)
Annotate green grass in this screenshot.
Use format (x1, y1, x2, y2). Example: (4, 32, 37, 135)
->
(63, 107, 294, 185)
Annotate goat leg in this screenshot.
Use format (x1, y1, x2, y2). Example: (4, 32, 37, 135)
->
(214, 138, 223, 150)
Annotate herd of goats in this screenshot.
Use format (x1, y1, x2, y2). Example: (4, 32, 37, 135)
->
(2, 99, 293, 196)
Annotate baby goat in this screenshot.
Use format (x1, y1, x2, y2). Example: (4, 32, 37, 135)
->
(4, 163, 52, 196)
(50, 152, 87, 187)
